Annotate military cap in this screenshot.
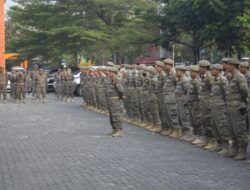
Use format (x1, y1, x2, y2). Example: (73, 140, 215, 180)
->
(199, 60, 211, 67)
(185, 66, 191, 71)
(240, 61, 249, 68)
(190, 65, 200, 72)
(106, 67, 118, 73)
(144, 66, 157, 75)
(114, 64, 121, 69)
(175, 65, 186, 71)
(228, 58, 240, 65)
(222, 58, 230, 63)
(124, 64, 133, 69)
(155, 61, 165, 68)
(210, 64, 223, 70)
(138, 64, 146, 70)
(163, 58, 174, 65)
(106, 61, 114, 67)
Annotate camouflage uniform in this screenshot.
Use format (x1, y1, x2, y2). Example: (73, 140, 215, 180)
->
(136, 69, 145, 123)
(0, 70, 7, 103)
(129, 70, 141, 123)
(162, 70, 180, 133)
(9, 71, 17, 100)
(106, 72, 124, 136)
(36, 72, 47, 102)
(198, 72, 214, 142)
(226, 70, 248, 159)
(96, 75, 107, 111)
(154, 71, 166, 131)
(145, 69, 161, 130)
(65, 73, 74, 102)
(186, 75, 202, 136)
(210, 71, 230, 152)
(16, 72, 26, 103)
(31, 69, 38, 99)
(175, 74, 191, 132)
(55, 72, 63, 100)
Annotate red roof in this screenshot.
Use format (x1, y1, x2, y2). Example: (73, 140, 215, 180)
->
(134, 56, 160, 65)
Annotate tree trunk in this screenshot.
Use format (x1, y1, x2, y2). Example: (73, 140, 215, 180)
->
(193, 47, 200, 64)
(73, 52, 78, 66)
(114, 48, 121, 65)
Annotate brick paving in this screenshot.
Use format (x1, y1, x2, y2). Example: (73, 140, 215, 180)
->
(0, 94, 249, 190)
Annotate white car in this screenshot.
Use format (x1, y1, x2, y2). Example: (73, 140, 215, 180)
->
(73, 71, 82, 96)
(7, 80, 11, 92)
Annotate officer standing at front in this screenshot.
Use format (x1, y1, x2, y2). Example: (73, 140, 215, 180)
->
(105, 66, 125, 137)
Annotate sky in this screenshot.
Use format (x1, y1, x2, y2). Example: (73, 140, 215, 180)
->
(5, 0, 14, 11)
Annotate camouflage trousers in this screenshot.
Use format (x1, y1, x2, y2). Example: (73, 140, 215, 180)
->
(96, 87, 107, 110)
(129, 89, 141, 120)
(138, 91, 147, 122)
(56, 83, 63, 99)
(199, 99, 213, 137)
(145, 93, 160, 125)
(157, 93, 167, 129)
(176, 95, 191, 131)
(36, 85, 46, 99)
(107, 97, 123, 130)
(163, 94, 180, 130)
(90, 87, 97, 107)
(16, 83, 26, 100)
(0, 82, 7, 100)
(11, 84, 16, 99)
(65, 85, 74, 98)
(227, 104, 248, 149)
(211, 105, 230, 145)
(188, 101, 203, 136)
(32, 81, 36, 98)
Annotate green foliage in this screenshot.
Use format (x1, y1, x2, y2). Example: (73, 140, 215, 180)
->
(7, 0, 158, 65)
(159, 0, 250, 63)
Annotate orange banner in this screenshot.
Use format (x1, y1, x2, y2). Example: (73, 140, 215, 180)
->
(0, 0, 5, 69)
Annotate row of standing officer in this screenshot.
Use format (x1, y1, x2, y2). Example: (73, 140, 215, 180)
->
(79, 59, 249, 161)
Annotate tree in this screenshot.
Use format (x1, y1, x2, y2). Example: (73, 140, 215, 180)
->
(8, 0, 158, 65)
(158, 0, 250, 63)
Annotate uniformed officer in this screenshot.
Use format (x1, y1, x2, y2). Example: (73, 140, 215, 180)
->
(0, 67, 7, 103)
(143, 66, 161, 132)
(31, 65, 39, 100)
(25, 71, 32, 93)
(175, 65, 192, 140)
(240, 61, 250, 140)
(155, 61, 167, 135)
(15, 71, 26, 104)
(9, 68, 17, 101)
(209, 64, 230, 153)
(36, 68, 47, 103)
(162, 59, 180, 138)
(65, 68, 74, 103)
(195, 60, 214, 148)
(186, 65, 202, 143)
(80, 67, 87, 107)
(222, 58, 232, 81)
(105, 66, 125, 137)
(55, 68, 63, 100)
(226, 58, 248, 160)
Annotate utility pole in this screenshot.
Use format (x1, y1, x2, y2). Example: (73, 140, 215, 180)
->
(0, 0, 5, 69)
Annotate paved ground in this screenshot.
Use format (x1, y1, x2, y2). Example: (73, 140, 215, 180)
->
(0, 94, 249, 190)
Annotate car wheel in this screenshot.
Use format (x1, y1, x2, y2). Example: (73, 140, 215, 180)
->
(76, 85, 82, 97)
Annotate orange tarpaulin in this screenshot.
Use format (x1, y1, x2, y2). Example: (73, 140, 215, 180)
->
(4, 53, 20, 60)
(0, 0, 5, 69)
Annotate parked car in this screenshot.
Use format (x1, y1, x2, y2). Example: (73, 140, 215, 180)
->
(73, 70, 82, 96)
